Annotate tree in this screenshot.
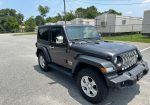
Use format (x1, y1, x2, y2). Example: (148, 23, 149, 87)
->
(0, 8, 22, 33)
(46, 17, 53, 23)
(38, 5, 49, 18)
(0, 16, 19, 32)
(24, 16, 36, 32)
(0, 9, 17, 17)
(75, 6, 101, 19)
(35, 15, 45, 26)
(102, 9, 122, 15)
(16, 13, 24, 25)
(63, 11, 75, 21)
(46, 13, 62, 23)
(45, 6, 122, 23)
(75, 7, 86, 18)
(85, 6, 101, 19)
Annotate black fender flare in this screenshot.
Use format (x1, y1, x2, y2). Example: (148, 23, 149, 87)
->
(36, 46, 51, 63)
(72, 55, 115, 74)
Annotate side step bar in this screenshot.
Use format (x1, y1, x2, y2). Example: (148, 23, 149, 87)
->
(48, 63, 73, 77)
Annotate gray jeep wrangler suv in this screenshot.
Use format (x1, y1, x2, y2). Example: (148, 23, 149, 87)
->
(36, 24, 149, 104)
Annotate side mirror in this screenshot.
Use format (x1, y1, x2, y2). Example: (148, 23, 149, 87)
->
(56, 36, 63, 44)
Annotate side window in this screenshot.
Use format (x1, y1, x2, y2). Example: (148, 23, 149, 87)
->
(51, 27, 65, 44)
(101, 21, 107, 27)
(38, 27, 49, 41)
(122, 20, 126, 25)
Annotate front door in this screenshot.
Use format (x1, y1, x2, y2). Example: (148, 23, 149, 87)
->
(48, 26, 68, 67)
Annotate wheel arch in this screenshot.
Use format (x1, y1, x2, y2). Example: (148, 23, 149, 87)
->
(73, 62, 102, 75)
(36, 46, 51, 63)
(72, 55, 111, 84)
(72, 55, 116, 85)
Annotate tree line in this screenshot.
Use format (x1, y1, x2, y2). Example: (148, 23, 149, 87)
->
(0, 5, 122, 33)
(0, 9, 24, 32)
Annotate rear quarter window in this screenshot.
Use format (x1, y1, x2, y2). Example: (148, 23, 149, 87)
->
(38, 27, 49, 41)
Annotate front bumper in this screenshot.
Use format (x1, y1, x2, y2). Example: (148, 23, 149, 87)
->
(106, 61, 149, 88)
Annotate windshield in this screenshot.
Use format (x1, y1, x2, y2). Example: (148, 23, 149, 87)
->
(65, 26, 99, 41)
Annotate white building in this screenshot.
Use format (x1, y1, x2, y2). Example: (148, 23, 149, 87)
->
(70, 18, 95, 26)
(142, 10, 150, 35)
(45, 21, 71, 25)
(45, 22, 56, 25)
(56, 21, 71, 25)
(95, 14, 143, 34)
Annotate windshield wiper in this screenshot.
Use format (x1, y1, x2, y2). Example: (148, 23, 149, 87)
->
(83, 37, 97, 40)
(70, 38, 84, 42)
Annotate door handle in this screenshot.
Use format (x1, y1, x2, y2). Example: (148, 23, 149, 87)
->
(50, 46, 54, 49)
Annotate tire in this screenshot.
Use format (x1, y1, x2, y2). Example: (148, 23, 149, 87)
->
(38, 52, 49, 72)
(77, 68, 108, 104)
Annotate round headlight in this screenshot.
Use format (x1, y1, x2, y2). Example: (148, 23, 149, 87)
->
(114, 56, 123, 68)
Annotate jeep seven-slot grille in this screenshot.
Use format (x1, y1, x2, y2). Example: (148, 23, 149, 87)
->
(120, 50, 138, 70)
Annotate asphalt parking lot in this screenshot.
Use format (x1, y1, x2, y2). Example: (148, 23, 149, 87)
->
(0, 34, 150, 105)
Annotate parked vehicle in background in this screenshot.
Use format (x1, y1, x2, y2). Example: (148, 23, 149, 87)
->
(36, 24, 149, 104)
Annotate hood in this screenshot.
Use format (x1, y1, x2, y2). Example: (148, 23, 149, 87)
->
(71, 40, 137, 59)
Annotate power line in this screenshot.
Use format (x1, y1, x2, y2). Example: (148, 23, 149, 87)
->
(68, 0, 150, 5)
(66, 0, 75, 12)
(50, 1, 62, 17)
(83, 0, 133, 1)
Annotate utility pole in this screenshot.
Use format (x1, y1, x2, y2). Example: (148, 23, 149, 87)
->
(63, 0, 66, 24)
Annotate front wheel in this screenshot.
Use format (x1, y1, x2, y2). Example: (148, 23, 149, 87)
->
(38, 52, 49, 72)
(77, 68, 108, 104)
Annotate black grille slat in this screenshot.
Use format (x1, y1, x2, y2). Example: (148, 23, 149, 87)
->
(120, 50, 138, 70)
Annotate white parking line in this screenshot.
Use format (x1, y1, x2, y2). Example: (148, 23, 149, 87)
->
(140, 47, 150, 52)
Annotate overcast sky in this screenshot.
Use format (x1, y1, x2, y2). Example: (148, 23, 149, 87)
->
(0, 0, 150, 19)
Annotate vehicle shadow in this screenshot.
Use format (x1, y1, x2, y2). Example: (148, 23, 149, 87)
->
(34, 65, 140, 105)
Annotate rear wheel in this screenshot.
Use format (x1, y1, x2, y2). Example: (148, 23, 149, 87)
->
(77, 68, 108, 104)
(38, 52, 49, 72)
